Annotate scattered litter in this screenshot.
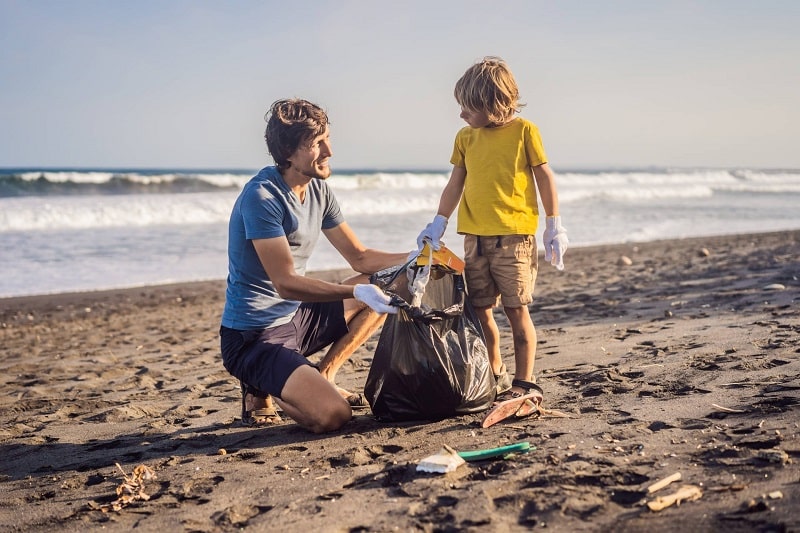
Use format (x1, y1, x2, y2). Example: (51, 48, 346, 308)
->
(763, 283, 785, 291)
(457, 441, 532, 461)
(90, 463, 157, 513)
(767, 491, 784, 499)
(739, 496, 775, 513)
(757, 449, 790, 465)
(417, 445, 466, 473)
(541, 408, 572, 418)
(711, 403, 747, 413)
(417, 442, 534, 474)
(647, 485, 702, 511)
(647, 472, 682, 494)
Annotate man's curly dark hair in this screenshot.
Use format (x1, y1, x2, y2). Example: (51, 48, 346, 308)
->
(264, 99, 329, 171)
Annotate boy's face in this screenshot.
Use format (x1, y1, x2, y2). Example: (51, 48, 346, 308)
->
(459, 106, 492, 128)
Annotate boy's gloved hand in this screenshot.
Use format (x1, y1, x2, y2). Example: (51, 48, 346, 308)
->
(543, 216, 568, 271)
(415, 214, 448, 250)
(353, 284, 398, 314)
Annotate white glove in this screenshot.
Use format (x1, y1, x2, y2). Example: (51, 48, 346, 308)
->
(353, 284, 397, 314)
(543, 216, 568, 271)
(415, 214, 448, 251)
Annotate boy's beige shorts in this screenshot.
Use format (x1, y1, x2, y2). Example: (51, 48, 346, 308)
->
(463, 234, 537, 308)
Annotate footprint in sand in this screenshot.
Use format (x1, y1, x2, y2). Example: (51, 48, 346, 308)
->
(329, 444, 404, 467)
(210, 505, 273, 529)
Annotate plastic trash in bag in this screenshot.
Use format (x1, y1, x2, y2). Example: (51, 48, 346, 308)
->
(364, 244, 496, 421)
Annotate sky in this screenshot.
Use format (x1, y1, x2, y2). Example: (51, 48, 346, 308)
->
(1, 0, 799, 171)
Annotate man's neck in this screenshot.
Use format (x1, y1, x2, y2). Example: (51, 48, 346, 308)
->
(279, 167, 311, 201)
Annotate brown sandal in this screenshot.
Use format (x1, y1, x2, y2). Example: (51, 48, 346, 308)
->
(243, 407, 282, 426)
(241, 381, 282, 426)
(481, 379, 544, 428)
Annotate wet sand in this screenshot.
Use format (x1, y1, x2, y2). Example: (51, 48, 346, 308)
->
(1, 230, 798, 532)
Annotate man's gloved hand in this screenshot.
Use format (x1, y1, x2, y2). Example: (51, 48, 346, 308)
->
(543, 216, 568, 271)
(415, 214, 448, 250)
(353, 284, 397, 314)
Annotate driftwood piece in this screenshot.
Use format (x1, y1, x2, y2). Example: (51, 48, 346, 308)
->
(647, 485, 703, 511)
(647, 472, 682, 494)
(711, 403, 747, 413)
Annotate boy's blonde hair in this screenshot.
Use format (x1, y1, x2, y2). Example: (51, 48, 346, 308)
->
(454, 56, 524, 124)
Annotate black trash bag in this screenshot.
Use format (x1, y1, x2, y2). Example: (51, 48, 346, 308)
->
(364, 262, 496, 421)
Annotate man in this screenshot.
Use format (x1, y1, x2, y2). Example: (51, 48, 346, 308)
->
(220, 98, 408, 433)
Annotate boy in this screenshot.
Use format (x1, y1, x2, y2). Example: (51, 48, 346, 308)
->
(416, 56, 568, 426)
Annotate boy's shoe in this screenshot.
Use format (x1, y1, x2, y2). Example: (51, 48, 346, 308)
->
(481, 379, 544, 428)
(494, 364, 513, 395)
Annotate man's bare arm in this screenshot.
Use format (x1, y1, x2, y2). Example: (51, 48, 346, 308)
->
(324, 222, 410, 275)
(252, 237, 355, 301)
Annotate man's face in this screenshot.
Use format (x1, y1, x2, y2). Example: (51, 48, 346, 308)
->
(287, 127, 333, 180)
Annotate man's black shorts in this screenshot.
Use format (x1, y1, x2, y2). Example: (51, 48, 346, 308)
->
(220, 301, 348, 398)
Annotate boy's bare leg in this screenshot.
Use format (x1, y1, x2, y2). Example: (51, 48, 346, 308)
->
(479, 305, 542, 426)
(503, 305, 537, 385)
(474, 305, 503, 375)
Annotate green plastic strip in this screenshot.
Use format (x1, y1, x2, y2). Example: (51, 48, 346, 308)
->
(457, 441, 532, 461)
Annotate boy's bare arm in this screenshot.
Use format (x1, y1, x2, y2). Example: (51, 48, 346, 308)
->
(415, 166, 467, 251)
(532, 163, 560, 216)
(437, 166, 467, 217)
(532, 163, 568, 270)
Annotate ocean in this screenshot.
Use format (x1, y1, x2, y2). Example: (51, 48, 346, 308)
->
(1, 167, 799, 298)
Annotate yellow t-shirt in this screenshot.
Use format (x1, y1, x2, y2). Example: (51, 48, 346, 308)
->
(450, 117, 547, 236)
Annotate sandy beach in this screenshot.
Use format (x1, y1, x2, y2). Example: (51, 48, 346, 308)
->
(1, 230, 798, 532)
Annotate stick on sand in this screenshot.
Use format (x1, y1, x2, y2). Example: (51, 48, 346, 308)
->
(647, 472, 682, 494)
(647, 485, 703, 511)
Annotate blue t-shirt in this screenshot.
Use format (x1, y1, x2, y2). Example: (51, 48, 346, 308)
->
(221, 166, 345, 330)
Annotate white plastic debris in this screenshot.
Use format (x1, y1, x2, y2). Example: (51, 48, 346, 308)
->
(416, 445, 466, 474)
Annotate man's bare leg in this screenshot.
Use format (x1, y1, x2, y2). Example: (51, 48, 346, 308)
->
(275, 365, 352, 433)
(317, 273, 387, 393)
(317, 304, 386, 390)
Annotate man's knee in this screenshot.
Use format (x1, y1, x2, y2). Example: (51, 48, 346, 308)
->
(282, 366, 352, 432)
(308, 403, 352, 433)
